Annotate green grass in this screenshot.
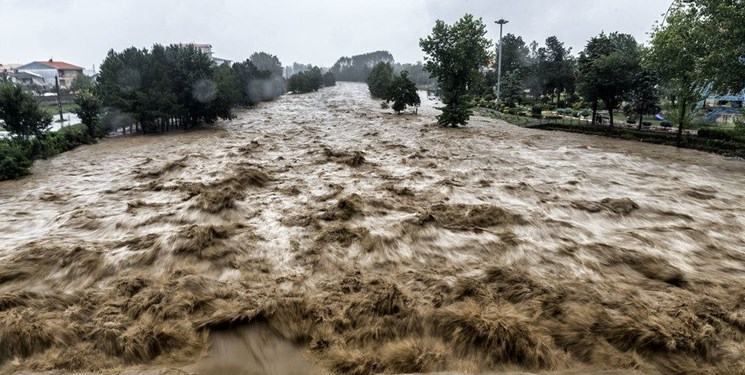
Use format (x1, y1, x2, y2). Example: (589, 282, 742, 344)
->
(42, 103, 77, 117)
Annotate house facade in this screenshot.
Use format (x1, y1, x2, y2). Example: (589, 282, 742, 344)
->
(181, 43, 231, 66)
(0, 63, 21, 74)
(16, 60, 84, 89)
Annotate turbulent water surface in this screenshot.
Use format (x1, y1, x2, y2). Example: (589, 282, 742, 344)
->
(1, 82, 745, 375)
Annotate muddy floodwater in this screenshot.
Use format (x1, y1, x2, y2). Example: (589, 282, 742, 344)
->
(1, 82, 744, 375)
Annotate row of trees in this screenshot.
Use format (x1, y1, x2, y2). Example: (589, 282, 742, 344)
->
(286, 67, 336, 93)
(367, 62, 421, 114)
(97, 45, 286, 133)
(329, 50, 437, 87)
(0, 82, 102, 179)
(420, 3, 744, 133)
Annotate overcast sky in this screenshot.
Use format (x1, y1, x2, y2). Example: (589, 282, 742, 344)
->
(1, 0, 671, 70)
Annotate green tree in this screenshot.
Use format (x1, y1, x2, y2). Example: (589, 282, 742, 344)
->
(689, 0, 745, 92)
(288, 67, 323, 94)
(629, 69, 659, 129)
(331, 51, 394, 82)
(500, 70, 524, 107)
(367, 62, 393, 98)
(73, 90, 101, 138)
(645, 5, 707, 144)
(250, 52, 284, 77)
(500, 34, 531, 77)
(0, 82, 52, 140)
(70, 74, 94, 93)
(577, 32, 640, 127)
(420, 14, 493, 127)
(386, 71, 420, 114)
(323, 71, 336, 87)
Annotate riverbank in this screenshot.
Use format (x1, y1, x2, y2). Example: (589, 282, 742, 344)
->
(477, 108, 745, 159)
(1, 83, 744, 374)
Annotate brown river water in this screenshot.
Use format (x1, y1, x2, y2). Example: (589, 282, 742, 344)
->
(1, 82, 745, 375)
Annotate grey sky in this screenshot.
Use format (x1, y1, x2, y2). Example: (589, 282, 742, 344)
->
(1, 0, 671, 70)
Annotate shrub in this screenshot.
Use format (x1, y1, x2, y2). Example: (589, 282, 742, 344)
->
(697, 127, 745, 142)
(660, 121, 672, 128)
(0, 138, 33, 180)
(531, 105, 543, 115)
(572, 111, 581, 118)
(381, 101, 390, 109)
(580, 109, 592, 117)
(642, 121, 652, 126)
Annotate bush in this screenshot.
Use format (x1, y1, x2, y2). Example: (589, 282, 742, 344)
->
(323, 72, 337, 87)
(531, 105, 543, 115)
(544, 115, 563, 121)
(626, 117, 637, 124)
(572, 111, 581, 118)
(0, 138, 33, 180)
(660, 121, 672, 128)
(580, 109, 592, 117)
(698, 127, 745, 142)
(381, 101, 390, 109)
(642, 121, 652, 127)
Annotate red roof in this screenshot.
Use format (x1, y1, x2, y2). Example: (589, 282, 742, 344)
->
(38, 60, 83, 70)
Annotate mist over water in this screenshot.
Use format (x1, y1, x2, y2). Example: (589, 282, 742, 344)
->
(1, 83, 744, 374)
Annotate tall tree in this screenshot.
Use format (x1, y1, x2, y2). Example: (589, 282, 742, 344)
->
(386, 71, 421, 114)
(73, 90, 102, 138)
(645, 4, 707, 144)
(420, 14, 493, 127)
(689, 0, 745, 93)
(629, 69, 660, 129)
(0, 82, 52, 140)
(367, 62, 394, 98)
(499, 34, 530, 77)
(323, 71, 336, 87)
(250, 52, 284, 77)
(577, 32, 640, 127)
(331, 51, 394, 82)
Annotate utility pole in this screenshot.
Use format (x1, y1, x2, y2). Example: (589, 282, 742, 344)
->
(55, 75, 64, 126)
(495, 19, 509, 103)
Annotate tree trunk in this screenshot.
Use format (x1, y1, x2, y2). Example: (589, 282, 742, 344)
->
(608, 106, 614, 128)
(638, 112, 643, 130)
(591, 101, 598, 126)
(677, 97, 687, 147)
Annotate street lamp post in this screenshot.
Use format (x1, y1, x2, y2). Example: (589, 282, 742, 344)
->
(495, 19, 509, 103)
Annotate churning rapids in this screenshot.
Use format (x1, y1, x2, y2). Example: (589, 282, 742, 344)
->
(1, 82, 745, 375)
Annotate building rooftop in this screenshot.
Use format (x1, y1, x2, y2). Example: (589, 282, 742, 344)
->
(19, 60, 84, 71)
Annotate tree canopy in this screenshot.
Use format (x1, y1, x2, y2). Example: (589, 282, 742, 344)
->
(0, 82, 52, 140)
(331, 51, 394, 82)
(420, 14, 493, 126)
(97, 44, 284, 133)
(287, 67, 324, 94)
(367, 62, 394, 99)
(577, 32, 640, 127)
(250, 52, 284, 78)
(386, 71, 420, 114)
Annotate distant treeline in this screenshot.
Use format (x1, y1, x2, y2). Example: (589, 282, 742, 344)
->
(97, 45, 285, 134)
(328, 50, 437, 87)
(287, 67, 336, 94)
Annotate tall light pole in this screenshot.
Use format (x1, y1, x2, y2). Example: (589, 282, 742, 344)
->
(495, 19, 509, 103)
